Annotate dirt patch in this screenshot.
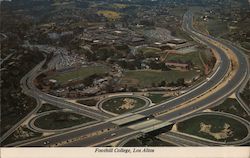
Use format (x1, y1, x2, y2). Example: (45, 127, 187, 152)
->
(199, 122, 233, 140)
(120, 98, 137, 110)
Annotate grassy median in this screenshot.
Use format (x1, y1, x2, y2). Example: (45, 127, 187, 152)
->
(34, 111, 95, 130)
(177, 114, 248, 142)
(102, 96, 146, 114)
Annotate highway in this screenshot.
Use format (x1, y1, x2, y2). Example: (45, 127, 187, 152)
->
(1, 48, 112, 143)
(26, 62, 113, 120)
(157, 111, 250, 146)
(157, 132, 209, 146)
(4, 11, 249, 147)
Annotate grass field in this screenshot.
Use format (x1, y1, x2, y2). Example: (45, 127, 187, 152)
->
(121, 69, 200, 88)
(138, 47, 162, 57)
(77, 99, 99, 107)
(111, 3, 128, 9)
(212, 98, 250, 121)
(206, 19, 228, 37)
(174, 28, 194, 41)
(37, 103, 61, 113)
(147, 93, 172, 104)
(102, 96, 146, 114)
(50, 66, 108, 84)
(166, 52, 204, 70)
(97, 10, 121, 20)
(34, 111, 95, 130)
(177, 114, 248, 142)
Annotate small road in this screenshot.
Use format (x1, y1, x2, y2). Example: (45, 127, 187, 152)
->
(27, 109, 100, 133)
(1, 47, 112, 143)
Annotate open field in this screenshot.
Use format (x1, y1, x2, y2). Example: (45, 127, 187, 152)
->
(37, 103, 61, 113)
(34, 111, 95, 130)
(211, 98, 250, 121)
(111, 3, 128, 9)
(146, 93, 172, 104)
(101, 96, 146, 114)
(121, 69, 200, 88)
(177, 114, 248, 142)
(50, 66, 108, 84)
(77, 98, 99, 107)
(206, 19, 228, 37)
(166, 52, 204, 70)
(173, 28, 193, 41)
(138, 47, 162, 57)
(97, 10, 121, 20)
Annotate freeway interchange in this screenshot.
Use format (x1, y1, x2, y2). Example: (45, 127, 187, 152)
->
(3, 11, 250, 147)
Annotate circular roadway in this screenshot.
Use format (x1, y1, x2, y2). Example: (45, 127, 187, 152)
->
(97, 95, 151, 116)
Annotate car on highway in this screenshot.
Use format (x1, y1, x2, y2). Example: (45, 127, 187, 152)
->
(43, 141, 50, 145)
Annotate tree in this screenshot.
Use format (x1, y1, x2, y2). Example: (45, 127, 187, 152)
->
(159, 81, 166, 87)
(176, 78, 185, 86)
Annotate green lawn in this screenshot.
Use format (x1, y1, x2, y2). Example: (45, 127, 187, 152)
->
(34, 111, 95, 130)
(50, 66, 108, 84)
(97, 10, 121, 20)
(37, 103, 61, 113)
(206, 19, 229, 37)
(177, 114, 248, 142)
(102, 96, 146, 114)
(138, 47, 162, 57)
(212, 98, 250, 122)
(147, 93, 172, 104)
(121, 69, 200, 88)
(77, 99, 99, 107)
(174, 28, 193, 41)
(166, 52, 204, 70)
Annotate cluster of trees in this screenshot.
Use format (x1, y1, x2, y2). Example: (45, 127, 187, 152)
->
(82, 73, 106, 87)
(240, 81, 250, 104)
(151, 78, 186, 88)
(81, 45, 130, 62)
(168, 78, 186, 87)
(1, 47, 44, 135)
(148, 61, 170, 71)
